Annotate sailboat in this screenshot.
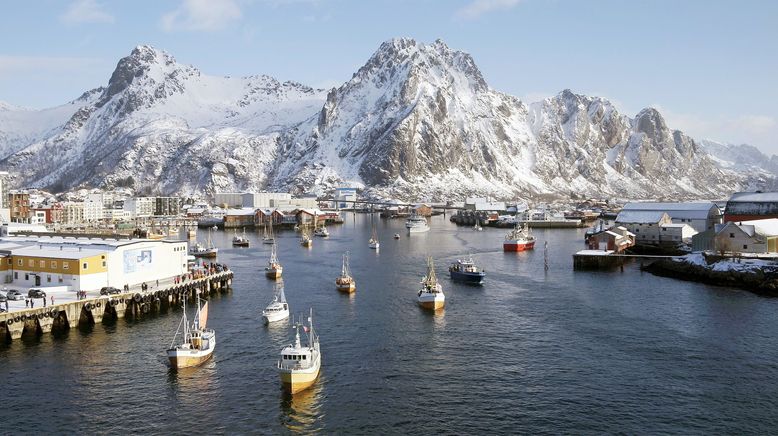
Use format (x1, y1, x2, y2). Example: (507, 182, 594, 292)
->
(368, 218, 380, 249)
(262, 219, 275, 244)
(262, 283, 289, 323)
(417, 256, 445, 310)
(167, 293, 216, 368)
(335, 251, 356, 293)
(278, 309, 321, 394)
(265, 240, 283, 279)
(190, 227, 218, 258)
(232, 228, 250, 247)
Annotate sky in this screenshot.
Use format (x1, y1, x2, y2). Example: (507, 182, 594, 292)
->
(1, 0, 776, 153)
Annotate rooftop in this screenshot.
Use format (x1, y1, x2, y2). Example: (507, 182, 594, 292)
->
(615, 210, 668, 224)
(622, 202, 720, 219)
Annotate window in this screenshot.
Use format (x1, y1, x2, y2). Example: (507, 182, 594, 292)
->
(51, 261, 57, 268)
(14, 272, 17, 279)
(28, 259, 33, 267)
(17, 259, 21, 266)
(58, 276, 63, 283)
(24, 274, 28, 280)
(730, 233, 735, 238)
(82, 262, 88, 270)
(102, 261, 106, 267)
(302, 355, 306, 360)
(47, 275, 51, 283)
(63, 262, 69, 270)
(744, 245, 748, 249)
(39, 260, 45, 268)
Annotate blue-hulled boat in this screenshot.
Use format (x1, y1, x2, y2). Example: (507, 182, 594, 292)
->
(449, 257, 485, 285)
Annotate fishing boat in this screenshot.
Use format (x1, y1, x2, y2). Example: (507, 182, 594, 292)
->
(190, 228, 218, 257)
(167, 293, 215, 369)
(262, 221, 275, 245)
(265, 241, 283, 279)
(474, 221, 483, 231)
(314, 226, 329, 237)
(335, 252, 356, 293)
(300, 225, 313, 248)
(449, 256, 486, 285)
(503, 223, 535, 252)
(417, 256, 445, 310)
(405, 213, 430, 233)
(278, 309, 321, 394)
(232, 228, 250, 247)
(393, 233, 400, 240)
(368, 221, 380, 249)
(262, 283, 289, 323)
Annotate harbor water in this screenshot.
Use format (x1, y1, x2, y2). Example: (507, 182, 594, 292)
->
(2, 213, 778, 433)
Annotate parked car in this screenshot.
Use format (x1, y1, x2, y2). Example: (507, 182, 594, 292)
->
(100, 286, 122, 295)
(28, 288, 46, 299)
(6, 290, 24, 300)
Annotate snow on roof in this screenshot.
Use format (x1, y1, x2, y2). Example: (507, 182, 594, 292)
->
(660, 223, 691, 228)
(739, 218, 778, 237)
(225, 208, 255, 216)
(12, 245, 108, 259)
(715, 222, 756, 237)
(615, 210, 667, 224)
(728, 192, 778, 203)
(622, 202, 719, 220)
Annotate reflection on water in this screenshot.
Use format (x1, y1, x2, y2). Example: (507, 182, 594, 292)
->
(279, 376, 324, 433)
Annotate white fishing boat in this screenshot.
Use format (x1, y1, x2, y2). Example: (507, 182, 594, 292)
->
(262, 284, 289, 323)
(368, 220, 380, 249)
(314, 226, 329, 237)
(405, 213, 430, 233)
(278, 309, 321, 394)
(300, 224, 313, 248)
(190, 227, 218, 257)
(393, 233, 401, 240)
(417, 256, 445, 310)
(335, 251, 356, 293)
(265, 241, 283, 279)
(262, 220, 275, 245)
(232, 228, 250, 247)
(167, 294, 215, 369)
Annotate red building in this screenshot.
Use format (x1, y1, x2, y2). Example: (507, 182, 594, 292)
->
(724, 192, 778, 222)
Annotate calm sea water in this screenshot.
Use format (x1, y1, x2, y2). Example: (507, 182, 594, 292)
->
(2, 213, 778, 434)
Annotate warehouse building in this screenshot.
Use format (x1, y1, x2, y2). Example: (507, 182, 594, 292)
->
(619, 202, 722, 233)
(0, 236, 188, 292)
(724, 192, 778, 222)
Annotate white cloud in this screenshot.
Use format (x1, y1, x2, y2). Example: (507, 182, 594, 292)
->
(655, 105, 778, 154)
(60, 0, 114, 25)
(0, 55, 105, 76)
(454, 0, 521, 20)
(161, 0, 242, 32)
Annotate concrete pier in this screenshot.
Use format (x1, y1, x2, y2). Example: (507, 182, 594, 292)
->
(0, 271, 233, 341)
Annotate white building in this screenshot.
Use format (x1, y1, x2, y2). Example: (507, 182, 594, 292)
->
(334, 188, 357, 209)
(659, 223, 696, 244)
(124, 197, 154, 218)
(620, 202, 722, 233)
(241, 192, 292, 208)
(0, 236, 188, 291)
(62, 202, 85, 224)
(271, 197, 318, 209)
(84, 198, 103, 222)
(615, 210, 672, 244)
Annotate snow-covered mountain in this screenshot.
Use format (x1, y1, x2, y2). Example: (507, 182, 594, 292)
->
(0, 39, 767, 200)
(1, 46, 326, 196)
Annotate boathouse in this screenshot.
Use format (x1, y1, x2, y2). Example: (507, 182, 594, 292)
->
(223, 208, 255, 228)
(587, 226, 635, 252)
(614, 211, 672, 244)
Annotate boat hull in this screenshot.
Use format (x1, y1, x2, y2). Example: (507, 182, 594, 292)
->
(232, 242, 249, 247)
(265, 268, 282, 279)
(263, 310, 289, 323)
(280, 368, 320, 394)
(167, 338, 215, 369)
(407, 226, 430, 233)
(449, 270, 485, 285)
(192, 251, 218, 258)
(336, 283, 356, 293)
(503, 241, 535, 252)
(368, 243, 380, 249)
(417, 298, 445, 310)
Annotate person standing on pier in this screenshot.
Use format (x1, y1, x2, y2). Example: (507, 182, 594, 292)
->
(51, 295, 54, 306)
(25, 298, 29, 308)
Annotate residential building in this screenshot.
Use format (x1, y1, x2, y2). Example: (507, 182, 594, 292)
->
(615, 211, 672, 244)
(124, 197, 154, 218)
(62, 202, 85, 224)
(8, 190, 31, 223)
(587, 226, 635, 253)
(154, 197, 181, 216)
(83, 197, 104, 222)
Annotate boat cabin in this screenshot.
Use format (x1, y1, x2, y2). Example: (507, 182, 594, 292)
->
(280, 345, 312, 368)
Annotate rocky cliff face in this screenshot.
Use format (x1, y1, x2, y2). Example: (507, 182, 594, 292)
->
(0, 40, 765, 200)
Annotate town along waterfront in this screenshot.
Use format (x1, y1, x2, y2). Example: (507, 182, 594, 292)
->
(2, 213, 778, 433)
